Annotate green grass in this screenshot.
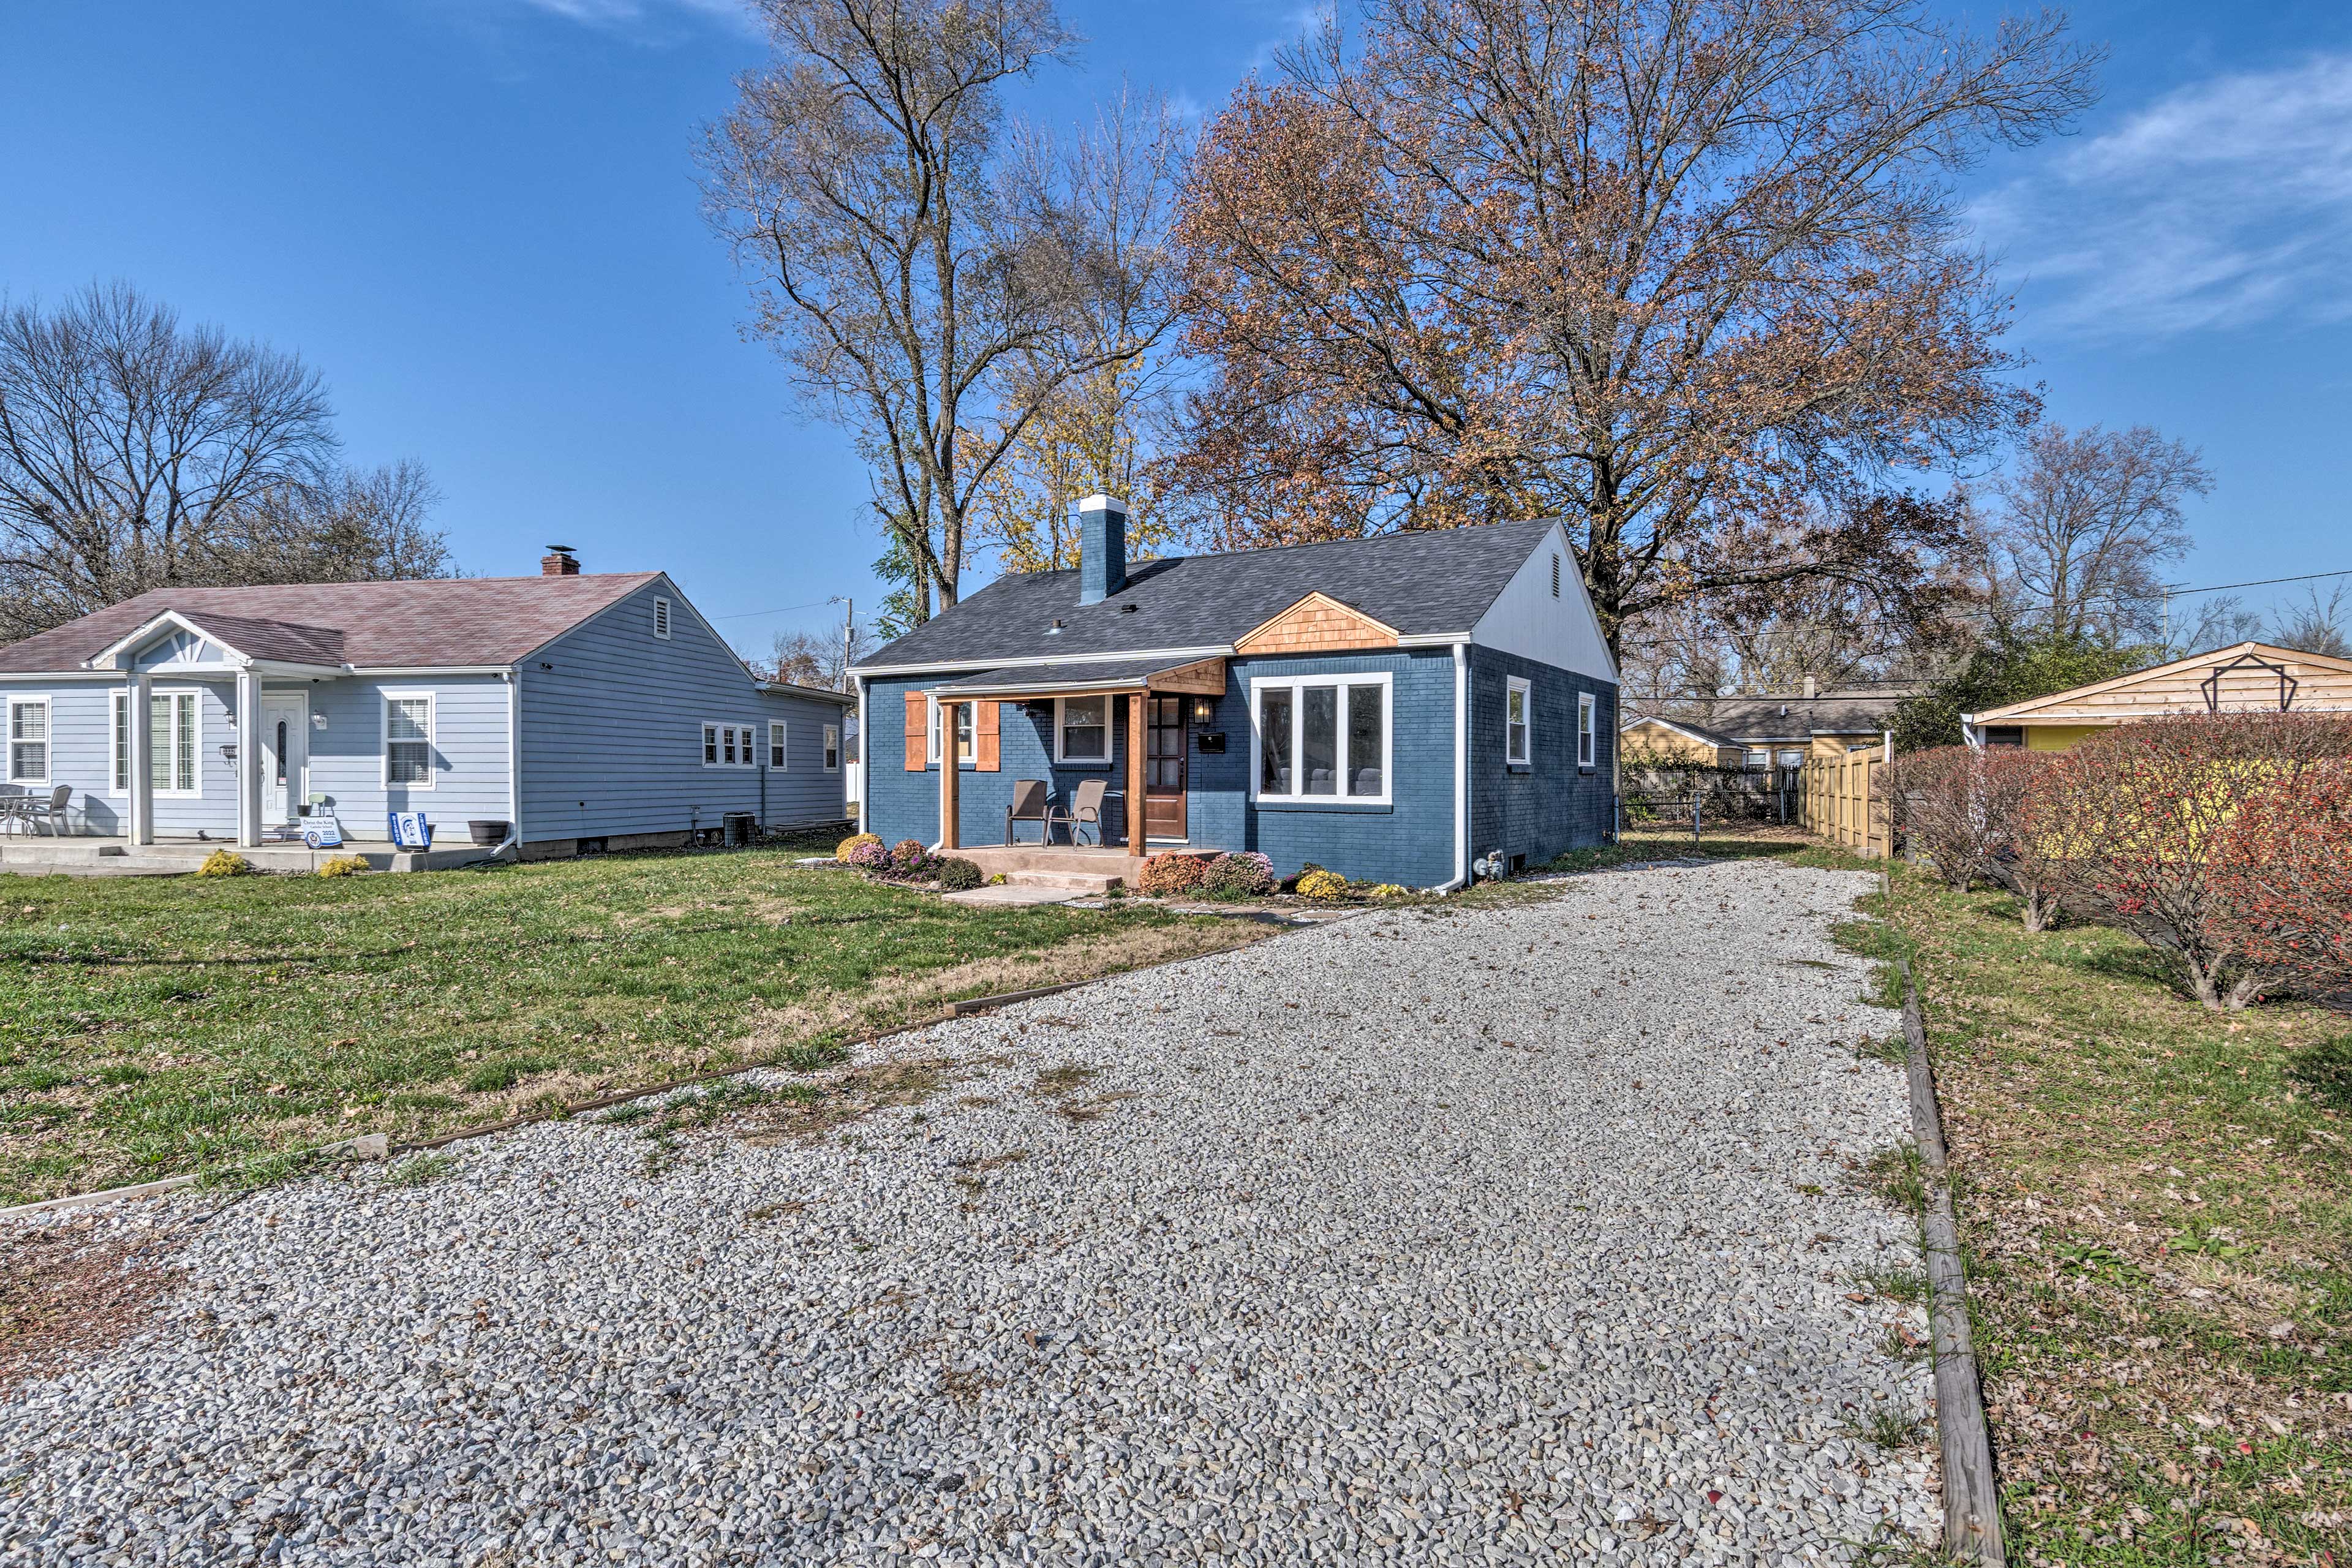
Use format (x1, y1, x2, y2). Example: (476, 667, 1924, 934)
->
(1854, 864, 2351, 1564)
(0, 846, 1264, 1203)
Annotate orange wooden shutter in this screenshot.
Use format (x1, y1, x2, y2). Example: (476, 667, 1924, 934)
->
(903, 692, 927, 771)
(975, 701, 1001, 771)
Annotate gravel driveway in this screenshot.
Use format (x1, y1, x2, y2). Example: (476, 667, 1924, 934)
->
(4, 860, 1936, 1567)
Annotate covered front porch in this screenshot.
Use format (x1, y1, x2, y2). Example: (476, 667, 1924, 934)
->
(924, 655, 1227, 863)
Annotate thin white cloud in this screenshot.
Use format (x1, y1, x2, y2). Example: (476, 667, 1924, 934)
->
(510, 0, 759, 39)
(1973, 53, 2352, 342)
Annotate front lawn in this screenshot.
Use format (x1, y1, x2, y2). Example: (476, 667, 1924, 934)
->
(0, 847, 1267, 1204)
(1848, 867, 2350, 1565)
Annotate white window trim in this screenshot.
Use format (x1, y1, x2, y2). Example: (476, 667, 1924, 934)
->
(1506, 675, 1532, 766)
(111, 691, 128, 795)
(702, 720, 756, 768)
(382, 690, 437, 791)
(925, 695, 973, 767)
(1577, 690, 1597, 770)
(653, 596, 672, 639)
(148, 688, 202, 798)
(1247, 672, 1395, 807)
(1053, 695, 1114, 768)
(823, 723, 840, 772)
(6, 695, 51, 787)
(769, 719, 788, 769)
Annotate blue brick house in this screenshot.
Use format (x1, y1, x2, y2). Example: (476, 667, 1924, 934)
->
(0, 550, 851, 862)
(851, 499, 1619, 889)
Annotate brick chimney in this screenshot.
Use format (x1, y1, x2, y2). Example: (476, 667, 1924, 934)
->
(1077, 496, 1127, 605)
(541, 546, 580, 576)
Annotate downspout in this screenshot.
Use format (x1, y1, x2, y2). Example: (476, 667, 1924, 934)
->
(1438, 639, 1471, 892)
(854, 676, 869, 834)
(486, 668, 521, 864)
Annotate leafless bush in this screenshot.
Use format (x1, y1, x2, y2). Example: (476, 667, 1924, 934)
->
(2025, 712, 2352, 1011)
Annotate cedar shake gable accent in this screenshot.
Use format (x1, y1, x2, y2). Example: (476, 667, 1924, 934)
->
(0, 573, 663, 674)
(1233, 592, 1400, 655)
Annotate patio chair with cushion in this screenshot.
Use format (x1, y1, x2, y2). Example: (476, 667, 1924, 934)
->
(1005, 778, 1051, 845)
(1051, 777, 1109, 845)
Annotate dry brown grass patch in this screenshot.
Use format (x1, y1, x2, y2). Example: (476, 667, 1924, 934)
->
(0, 1223, 183, 1391)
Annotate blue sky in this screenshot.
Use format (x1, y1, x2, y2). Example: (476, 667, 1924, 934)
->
(4, 0, 2349, 653)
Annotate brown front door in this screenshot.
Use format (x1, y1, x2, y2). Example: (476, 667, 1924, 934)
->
(1145, 695, 1187, 841)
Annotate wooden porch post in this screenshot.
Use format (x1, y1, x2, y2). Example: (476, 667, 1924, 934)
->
(1126, 689, 1145, 856)
(938, 698, 959, 851)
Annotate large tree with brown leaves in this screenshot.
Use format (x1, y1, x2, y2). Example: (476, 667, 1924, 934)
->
(1169, 0, 2099, 652)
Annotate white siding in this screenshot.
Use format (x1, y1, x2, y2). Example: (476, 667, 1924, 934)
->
(1468, 522, 1618, 683)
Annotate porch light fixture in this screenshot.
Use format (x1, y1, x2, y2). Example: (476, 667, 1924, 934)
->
(1189, 696, 1215, 726)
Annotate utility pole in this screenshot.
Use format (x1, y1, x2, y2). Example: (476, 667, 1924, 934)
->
(831, 596, 855, 691)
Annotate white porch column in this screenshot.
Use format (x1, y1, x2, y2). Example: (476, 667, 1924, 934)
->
(127, 672, 153, 846)
(235, 669, 262, 848)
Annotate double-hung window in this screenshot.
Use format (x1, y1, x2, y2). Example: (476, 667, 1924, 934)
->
(1251, 673, 1390, 804)
(6, 697, 49, 786)
(1577, 691, 1597, 770)
(769, 720, 788, 769)
(1506, 676, 1532, 766)
(384, 694, 434, 788)
(703, 722, 755, 767)
(1054, 696, 1110, 766)
(823, 723, 840, 771)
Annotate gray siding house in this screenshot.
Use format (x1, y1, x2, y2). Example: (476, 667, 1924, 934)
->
(853, 500, 1619, 889)
(0, 551, 851, 859)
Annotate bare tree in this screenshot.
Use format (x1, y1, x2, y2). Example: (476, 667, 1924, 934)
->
(747, 620, 875, 690)
(2268, 583, 2351, 659)
(703, 0, 1185, 620)
(216, 461, 453, 586)
(1170, 0, 2100, 652)
(0, 283, 453, 642)
(1986, 422, 2212, 644)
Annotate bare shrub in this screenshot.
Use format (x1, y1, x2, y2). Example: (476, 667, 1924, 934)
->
(2026, 713, 2352, 1011)
(1882, 747, 1990, 891)
(2211, 760, 2352, 1001)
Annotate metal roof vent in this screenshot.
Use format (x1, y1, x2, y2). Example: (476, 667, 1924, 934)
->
(1046, 619, 1065, 635)
(1120, 603, 1139, 613)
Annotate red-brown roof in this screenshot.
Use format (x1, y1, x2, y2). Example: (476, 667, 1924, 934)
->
(0, 574, 662, 674)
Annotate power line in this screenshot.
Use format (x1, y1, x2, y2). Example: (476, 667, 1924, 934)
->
(707, 598, 840, 622)
(2162, 567, 2352, 600)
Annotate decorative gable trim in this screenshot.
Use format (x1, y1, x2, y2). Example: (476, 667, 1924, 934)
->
(1234, 592, 1400, 656)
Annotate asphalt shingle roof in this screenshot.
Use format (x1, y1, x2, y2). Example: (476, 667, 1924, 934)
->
(855, 519, 1557, 671)
(1654, 690, 1918, 742)
(0, 575, 661, 674)
(930, 657, 1205, 693)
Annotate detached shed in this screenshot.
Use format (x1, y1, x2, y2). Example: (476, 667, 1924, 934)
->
(1964, 641, 2352, 750)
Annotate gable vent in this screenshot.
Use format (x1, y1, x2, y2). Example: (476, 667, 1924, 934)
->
(1551, 552, 1561, 598)
(653, 597, 672, 639)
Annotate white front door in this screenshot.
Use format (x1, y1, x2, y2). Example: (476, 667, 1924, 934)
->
(259, 694, 307, 825)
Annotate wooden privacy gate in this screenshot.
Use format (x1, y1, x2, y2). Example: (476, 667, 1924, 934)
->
(1797, 737, 1892, 858)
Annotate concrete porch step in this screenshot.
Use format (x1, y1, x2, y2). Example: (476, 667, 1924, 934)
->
(1005, 869, 1122, 894)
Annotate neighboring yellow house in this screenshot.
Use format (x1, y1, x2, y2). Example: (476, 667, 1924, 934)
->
(1965, 640, 2352, 750)
(1623, 685, 1917, 774)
